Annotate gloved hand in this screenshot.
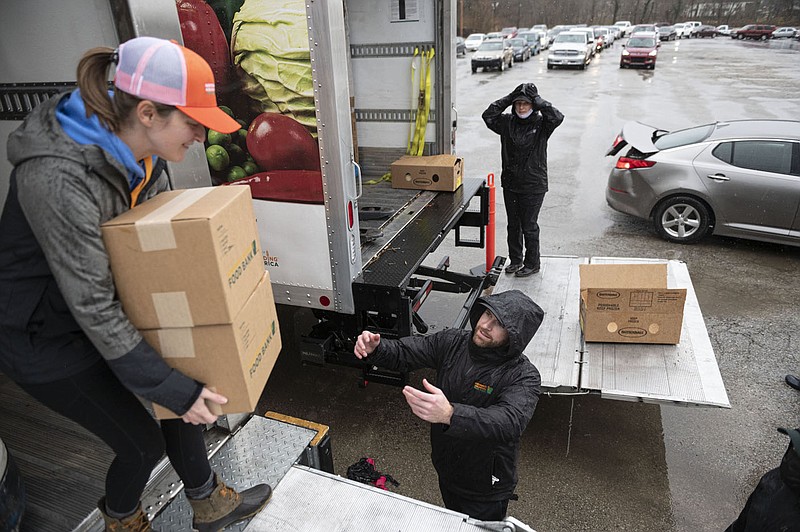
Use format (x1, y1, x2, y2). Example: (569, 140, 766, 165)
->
(531, 94, 546, 110)
(521, 83, 539, 98)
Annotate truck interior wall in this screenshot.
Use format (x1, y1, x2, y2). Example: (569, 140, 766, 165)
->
(0, 0, 119, 218)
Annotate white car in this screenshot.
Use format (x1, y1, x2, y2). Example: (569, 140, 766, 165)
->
(547, 31, 592, 70)
(715, 24, 731, 36)
(614, 20, 632, 36)
(684, 20, 703, 37)
(675, 23, 693, 38)
(464, 33, 486, 51)
(772, 27, 797, 38)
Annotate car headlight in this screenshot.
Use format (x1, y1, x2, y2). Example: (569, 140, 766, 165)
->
(649, 50, 658, 56)
(622, 49, 630, 56)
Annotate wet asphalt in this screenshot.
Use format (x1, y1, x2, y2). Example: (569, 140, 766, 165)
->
(258, 36, 800, 531)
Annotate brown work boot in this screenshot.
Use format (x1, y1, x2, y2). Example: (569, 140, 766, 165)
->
(188, 474, 272, 532)
(97, 497, 151, 532)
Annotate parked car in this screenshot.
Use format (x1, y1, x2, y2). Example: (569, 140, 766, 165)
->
(684, 20, 703, 36)
(695, 25, 718, 38)
(464, 32, 486, 51)
(716, 24, 731, 35)
(455, 36, 466, 57)
(517, 32, 542, 55)
(547, 31, 592, 69)
(630, 24, 658, 35)
(605, 119, 800, 246)
(471, 39, 513, 72)
(619, 32, 659, 69)
(593, 27, 612, 48)
(675, 22, 693, 38)
(531, 24, 548, 33)
(736, 24, 777, 40)
(532, 30, 550, 50)
(500, 26, 518, 38)
(573, 27, 600, 55)
(729, 27, 742, 39)
(485, 31, 504, 40)
(614, 20, 632, 36)
(658, 25, 678, 40)
(772, 27, 797, 38)
(506, 37, 532, 62)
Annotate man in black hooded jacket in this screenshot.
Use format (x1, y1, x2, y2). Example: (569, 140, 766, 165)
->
(725, 426, 800, 531)
(354, 290, 544, 521)
(483, 83, 564, 278)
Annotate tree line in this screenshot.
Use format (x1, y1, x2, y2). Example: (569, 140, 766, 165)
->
(459, 0, 800, 35)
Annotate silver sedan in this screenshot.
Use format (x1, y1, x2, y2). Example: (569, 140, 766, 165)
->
(605, 120, 800, 246)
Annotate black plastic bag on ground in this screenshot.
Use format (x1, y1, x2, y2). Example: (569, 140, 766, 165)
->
(346, 457, 399, 491)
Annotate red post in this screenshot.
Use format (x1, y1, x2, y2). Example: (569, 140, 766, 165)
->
(486, 173, 496, 272)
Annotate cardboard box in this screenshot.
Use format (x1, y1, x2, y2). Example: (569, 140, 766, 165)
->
(579, 263, 687, 344)
(390, 154, 463, 192)
(101, 187, 263, 329)
(146, 272, 281, 419)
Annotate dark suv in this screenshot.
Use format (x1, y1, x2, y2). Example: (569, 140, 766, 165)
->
(736, 24, 777, 40)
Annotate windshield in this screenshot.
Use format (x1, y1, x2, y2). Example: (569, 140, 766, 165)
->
(555, 34, 586, 43)
(478, 42, 503, 51)
(653, 124, 715, 150)
(628, 37, 656, 47)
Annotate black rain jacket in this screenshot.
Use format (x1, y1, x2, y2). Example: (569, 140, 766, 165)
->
(482, 87, 564, 194)
(725, 427, 800, 532)
(367, 290, 544, 500)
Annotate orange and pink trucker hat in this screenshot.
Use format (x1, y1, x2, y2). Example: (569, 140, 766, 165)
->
(113, 36, 239, 134)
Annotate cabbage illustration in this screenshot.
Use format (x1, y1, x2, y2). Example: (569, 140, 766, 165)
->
(232, 0, 317, 135)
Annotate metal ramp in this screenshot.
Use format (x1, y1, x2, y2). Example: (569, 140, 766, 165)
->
(493, 256, 730, 408)
(245, 466, 536, 532)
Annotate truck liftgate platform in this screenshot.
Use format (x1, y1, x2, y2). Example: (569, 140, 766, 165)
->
(494, 256, 730, 408)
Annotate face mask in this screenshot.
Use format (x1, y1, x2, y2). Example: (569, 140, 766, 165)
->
(517, 109, 533, 119)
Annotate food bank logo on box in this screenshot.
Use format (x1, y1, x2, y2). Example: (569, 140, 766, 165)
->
(249, 320, 277, 377)
(228, 241, 258, 288)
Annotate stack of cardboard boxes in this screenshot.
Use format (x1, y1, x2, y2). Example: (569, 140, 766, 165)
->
(101, 186, 281, 418)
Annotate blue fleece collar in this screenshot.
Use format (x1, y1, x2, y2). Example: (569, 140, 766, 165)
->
(56, 90, 147, 191)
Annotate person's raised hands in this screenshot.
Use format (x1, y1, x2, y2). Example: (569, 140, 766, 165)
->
(402, 378, 454, 424)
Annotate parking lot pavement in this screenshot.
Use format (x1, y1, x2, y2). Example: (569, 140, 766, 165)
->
(260, 37, 800, 532)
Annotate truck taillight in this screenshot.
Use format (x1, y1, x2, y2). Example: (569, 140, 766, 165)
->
(319, 296, 331, 307)
(347, 201, 354, 229)
(616, 157, 656, 169)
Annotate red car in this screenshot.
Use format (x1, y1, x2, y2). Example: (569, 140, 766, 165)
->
(736, 24, 777, 40)
(620, 32, 659, 69)
(695, 25, 718, 38)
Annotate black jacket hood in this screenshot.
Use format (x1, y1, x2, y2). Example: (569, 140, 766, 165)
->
(468, 290, 544, 361)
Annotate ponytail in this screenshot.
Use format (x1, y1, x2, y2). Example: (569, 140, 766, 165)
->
(76, 47, 121, 131)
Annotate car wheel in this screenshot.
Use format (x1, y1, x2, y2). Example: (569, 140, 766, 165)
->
(760, 34, 767, 41)
(738, 34, 744, 39)
(547, 63, 553, 70)
(653, 196, 712, 244)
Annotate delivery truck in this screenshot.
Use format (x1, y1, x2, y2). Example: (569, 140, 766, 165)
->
(0, 0, 524, 530)
(0, 0, 496, 385)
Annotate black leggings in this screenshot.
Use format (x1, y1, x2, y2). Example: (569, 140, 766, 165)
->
(19, 359, 211, 515)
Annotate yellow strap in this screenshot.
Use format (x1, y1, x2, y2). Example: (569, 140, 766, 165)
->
(130, 157, 154, 207)
(407, 48, 420, 154)
(364, 172, 391, 186)
(412, 47, 435, 157)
